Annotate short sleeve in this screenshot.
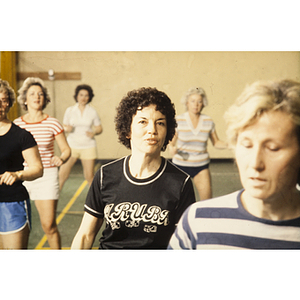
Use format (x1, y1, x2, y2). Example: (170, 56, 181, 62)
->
(211, 119, 216, 133)
(84, 169, 104, 218)
(63, 107, 72, 125)
(174, 177, 196, 224)
(51, 118, 64, 136)
(92, 109, 101, 126)
(20, 128, 37, 151)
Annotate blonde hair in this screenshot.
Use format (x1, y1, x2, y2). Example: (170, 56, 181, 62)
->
(17, 77, 51, 110)
(181, 87, 208, 108)
(224, 79, 300, 148)
(0, 79, 16, 107)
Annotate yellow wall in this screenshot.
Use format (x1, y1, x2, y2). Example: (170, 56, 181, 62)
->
(17, 51, 300, 159)
(0, 52, 19, 120)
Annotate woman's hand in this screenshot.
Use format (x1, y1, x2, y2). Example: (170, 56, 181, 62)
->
(0, 171, 21, 185)
(210, 131, 228, 149)
(54, 132, 71, 167)
(86, 125, 103, 138)
(51, 155, 65, 167)
(168, 132, 178, 156)
(86, 130, 95, 138)
(64, 125, 74, 133)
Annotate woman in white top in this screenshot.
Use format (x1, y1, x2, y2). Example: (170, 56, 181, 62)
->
(59, 84, 102, 190)
(15, 77, 71, 249)
(169, 87, 227, 200)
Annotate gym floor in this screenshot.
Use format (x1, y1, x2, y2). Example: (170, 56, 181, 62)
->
(27, 158, 242, 250)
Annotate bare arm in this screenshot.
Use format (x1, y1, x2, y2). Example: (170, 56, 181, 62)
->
(63, 124, 73, 133)
(50, 132, 71, 167)
(209, 131, 227, 149)
(93, 124, 103, 135)
(71, 212, 103, 249)
(0, 145, 43, 185)
(86, 124, 103, 139)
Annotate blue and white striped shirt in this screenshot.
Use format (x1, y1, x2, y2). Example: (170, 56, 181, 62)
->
(172, 112, 215, 167)
(168, 190, 300, 249)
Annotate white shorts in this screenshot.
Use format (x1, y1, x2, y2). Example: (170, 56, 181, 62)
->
(23, 167, 59, 201)
(71, 147, 97, 160)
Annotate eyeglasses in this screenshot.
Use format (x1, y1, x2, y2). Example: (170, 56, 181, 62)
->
(0, 98, 10, 107)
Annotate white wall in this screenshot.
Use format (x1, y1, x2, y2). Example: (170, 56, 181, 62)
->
(17, 51, 300, 159)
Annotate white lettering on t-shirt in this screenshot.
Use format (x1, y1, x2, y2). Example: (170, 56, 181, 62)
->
(104, 202, 170, 232)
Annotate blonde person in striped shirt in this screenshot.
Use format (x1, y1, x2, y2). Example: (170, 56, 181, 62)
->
(169, 87, 227, 200)
(169, 79, 300, 250)
(15, 77, 71, 249)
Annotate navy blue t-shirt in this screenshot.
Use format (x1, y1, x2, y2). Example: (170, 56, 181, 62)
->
(84, 156, 196, 249)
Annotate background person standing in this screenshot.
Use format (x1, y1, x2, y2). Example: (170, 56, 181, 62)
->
(169, 87, 227, 200)
(15, 77, 71, 249)
(59, 84, 102, 190)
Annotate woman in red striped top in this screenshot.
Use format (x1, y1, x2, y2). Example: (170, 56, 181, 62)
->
(15, 77, 71, 249)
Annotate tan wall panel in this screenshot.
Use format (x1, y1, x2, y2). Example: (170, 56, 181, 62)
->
(1, 51, 19, 120)
(17, 51, 300, 159)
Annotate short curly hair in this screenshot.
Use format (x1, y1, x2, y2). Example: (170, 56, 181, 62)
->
(181, 87, 208, 108)
(74, 84, 94, 103)
(115, 87, 177, 151)
(0, 79, 16, 107)
(17, 77, 51, 110)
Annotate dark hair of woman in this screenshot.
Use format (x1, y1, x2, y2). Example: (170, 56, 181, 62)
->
(74, 84, 94, 102)
(115, 87, 177, 151)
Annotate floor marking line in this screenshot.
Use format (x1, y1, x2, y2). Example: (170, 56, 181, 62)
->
(34, 180, 88, 250)
(62, 211, 84, 215)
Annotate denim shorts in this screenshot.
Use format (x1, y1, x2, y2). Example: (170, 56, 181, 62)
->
(174, 163, 209, 178)
(0, 199, 31, 234)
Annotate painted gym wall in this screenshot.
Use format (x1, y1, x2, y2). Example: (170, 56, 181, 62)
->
(17, 51, 300, 160)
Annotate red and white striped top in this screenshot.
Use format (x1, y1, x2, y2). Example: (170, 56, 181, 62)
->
(14, 115, 64, 168)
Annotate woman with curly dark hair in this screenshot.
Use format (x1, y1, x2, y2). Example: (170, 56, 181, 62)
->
(71, 87, 196, 249)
